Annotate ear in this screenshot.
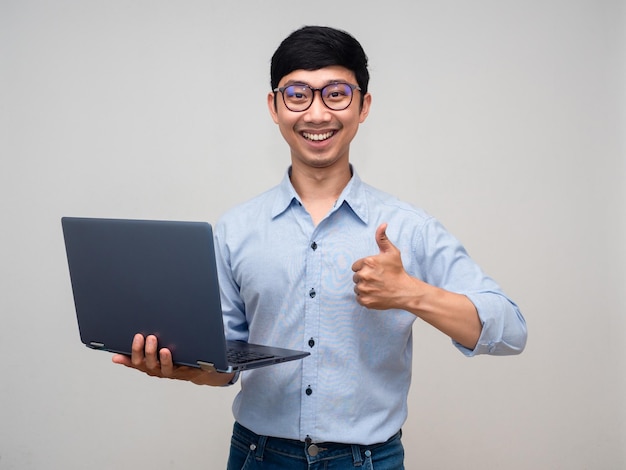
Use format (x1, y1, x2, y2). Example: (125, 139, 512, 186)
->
(267, 91, 279, 124)
(359, 92, 372, 124)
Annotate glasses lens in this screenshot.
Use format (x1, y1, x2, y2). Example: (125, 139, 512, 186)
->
(322, 83, 353, 110)
(282, 85, 313, 111)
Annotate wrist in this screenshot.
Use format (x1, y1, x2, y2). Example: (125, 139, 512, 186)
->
(198, 371, 237, 387)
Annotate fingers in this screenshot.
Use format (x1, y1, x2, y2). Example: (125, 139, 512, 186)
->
(144, 335, 160, 370)
(112, 335, 229, 385)
(159, 348, 175, 377)
(131, 333, 146, 367)
(351, 224, 406, 309)
(377, 222, 402, 257)
(112, 333, 187, 381)
(353, 282, 363, 301)
(352, 262, 369, 299)
(375, 223, 393, 253)
(128, 333, 161, 372)
(111, 353, 131, 366)
(352, 223, 394, 273)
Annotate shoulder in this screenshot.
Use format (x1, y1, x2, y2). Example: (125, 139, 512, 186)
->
(216, 185, 280, 230)
(354, 180, 459, 258)
(359, 181, 433, 226)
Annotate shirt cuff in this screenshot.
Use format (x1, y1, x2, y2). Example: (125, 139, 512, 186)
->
(453, 292, 527, 357)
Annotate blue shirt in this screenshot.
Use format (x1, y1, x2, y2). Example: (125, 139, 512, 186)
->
(214, 168, 527, 446)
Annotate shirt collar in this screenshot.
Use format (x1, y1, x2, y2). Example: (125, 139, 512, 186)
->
(270, 165, 369, 224)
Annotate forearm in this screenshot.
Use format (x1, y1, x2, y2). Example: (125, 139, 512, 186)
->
(351, 222, 525, 354)
(403, 278, 482, 351)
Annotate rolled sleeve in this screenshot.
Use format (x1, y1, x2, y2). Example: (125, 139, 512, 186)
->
(455, 292, 527, 356)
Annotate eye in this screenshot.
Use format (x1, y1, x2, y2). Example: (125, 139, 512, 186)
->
(285, 85, 310, 101)
(323, 84, 350, 101)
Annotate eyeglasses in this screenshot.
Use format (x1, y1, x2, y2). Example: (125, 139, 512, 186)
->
(273, 82, 361, 112)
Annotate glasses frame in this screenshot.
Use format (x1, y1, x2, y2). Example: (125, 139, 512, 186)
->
(273, 82, 361, 112)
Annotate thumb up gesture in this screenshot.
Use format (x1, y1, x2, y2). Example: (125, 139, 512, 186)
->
(351, 223, 418, 310)
(351, 224, 483, 349)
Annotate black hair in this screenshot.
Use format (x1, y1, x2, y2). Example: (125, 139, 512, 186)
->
(270, 26, 369, 94)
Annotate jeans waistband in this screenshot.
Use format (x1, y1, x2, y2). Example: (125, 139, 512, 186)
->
(233, 421, 402, 463)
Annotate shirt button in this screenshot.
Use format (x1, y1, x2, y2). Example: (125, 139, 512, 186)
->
(311, 241, 317, 250)
(306, 387, 313, 396)
(309, 288, 316, 298)
(308, 338, 315, 348)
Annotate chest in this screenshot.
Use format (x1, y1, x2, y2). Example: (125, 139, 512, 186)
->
(231, 212, 380, 300)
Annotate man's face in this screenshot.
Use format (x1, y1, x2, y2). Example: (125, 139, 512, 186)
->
(267, 66, 371, 171)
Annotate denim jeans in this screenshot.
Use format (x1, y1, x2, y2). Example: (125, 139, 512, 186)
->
(226, 422, 405, 470)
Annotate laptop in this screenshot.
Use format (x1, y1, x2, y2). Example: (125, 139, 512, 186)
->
(61, 217, 309, 373)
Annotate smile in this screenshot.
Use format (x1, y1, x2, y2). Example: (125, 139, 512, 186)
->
(302, 131, 335, 142)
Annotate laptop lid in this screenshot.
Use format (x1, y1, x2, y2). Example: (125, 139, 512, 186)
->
(61, 217, 309, 373)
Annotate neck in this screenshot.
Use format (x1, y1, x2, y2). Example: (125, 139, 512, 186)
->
(290, 163, 352, 200)
(289, 163, 352, 225)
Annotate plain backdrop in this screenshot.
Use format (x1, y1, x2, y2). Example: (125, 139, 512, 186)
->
(1, 1, 624, 469)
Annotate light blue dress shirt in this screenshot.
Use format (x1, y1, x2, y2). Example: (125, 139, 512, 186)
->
(213, 168, 527, 446)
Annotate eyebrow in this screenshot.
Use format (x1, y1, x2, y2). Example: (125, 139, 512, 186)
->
(282, 79, 347, 87)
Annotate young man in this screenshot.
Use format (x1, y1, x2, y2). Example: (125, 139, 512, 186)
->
(113, 26, 527, 469)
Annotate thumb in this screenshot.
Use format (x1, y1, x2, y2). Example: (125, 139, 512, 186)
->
(375, 223, 394, 253)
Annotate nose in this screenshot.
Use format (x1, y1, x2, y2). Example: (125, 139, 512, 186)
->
(303, 90, 332, 123)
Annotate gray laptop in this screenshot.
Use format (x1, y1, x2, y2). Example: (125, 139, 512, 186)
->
(61, 217, 309, 373)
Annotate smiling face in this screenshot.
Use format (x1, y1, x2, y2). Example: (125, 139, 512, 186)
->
(268, 65, 371, 172)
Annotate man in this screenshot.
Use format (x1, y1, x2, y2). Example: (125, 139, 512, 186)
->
(113, 25, 527, 469)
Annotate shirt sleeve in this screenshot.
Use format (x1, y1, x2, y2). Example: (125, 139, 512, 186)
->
(417, 218, 527, 356)
(457, 292, 527, 356)
(213, 221, 249, 343)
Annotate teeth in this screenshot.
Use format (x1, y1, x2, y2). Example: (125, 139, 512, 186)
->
(303, 131, 334, 141)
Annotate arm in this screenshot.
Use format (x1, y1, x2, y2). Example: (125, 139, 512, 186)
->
(352, 223, 526, 354)
(352, 224, 481, 349)
(112, 334, 235, 386)
(383, 277, 482, 351)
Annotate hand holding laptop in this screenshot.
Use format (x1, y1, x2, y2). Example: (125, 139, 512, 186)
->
(62, 217, 308, 374)
(112, 333, 235, 386)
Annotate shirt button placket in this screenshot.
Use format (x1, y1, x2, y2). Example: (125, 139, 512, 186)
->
(301, 237, 320, 439)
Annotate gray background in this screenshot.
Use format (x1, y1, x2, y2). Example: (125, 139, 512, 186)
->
(1, 0, 624, 468)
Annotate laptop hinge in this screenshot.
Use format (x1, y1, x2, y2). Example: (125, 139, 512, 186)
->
(197, 361, 216, 373)
(89, 342, 105, 349)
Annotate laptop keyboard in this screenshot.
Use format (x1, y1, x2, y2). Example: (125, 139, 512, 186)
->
(227, 348, 276, 364)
